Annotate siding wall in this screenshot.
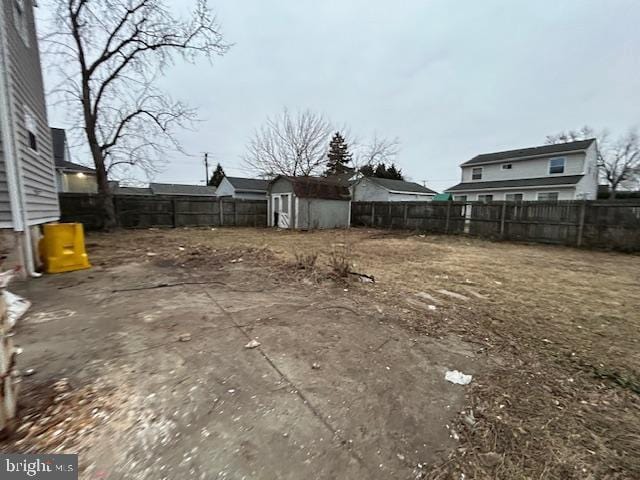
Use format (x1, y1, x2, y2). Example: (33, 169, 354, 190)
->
(1, 0, 59, 227)
(351, 178, 390, 201)
(461, 152, 586, 182)
(453, 187, 577, 202)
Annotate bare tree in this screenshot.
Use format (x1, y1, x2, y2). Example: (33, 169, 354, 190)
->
(242, 108, 333, 177)
(546, 126, 640, 198)
(355, 134, 400, 168)
(42, 0, 228, 227)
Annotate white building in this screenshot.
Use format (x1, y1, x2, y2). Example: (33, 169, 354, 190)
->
(351, 177, 437, 202)
(446, 139, 599, 201)
(215, 176, 268, 200)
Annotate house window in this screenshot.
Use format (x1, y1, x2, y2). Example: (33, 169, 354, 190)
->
(505, 193, 523, 202)
(477, 194, 493, 203)
(454, 195, 467, 201)
(501, 163, 513, 170)
(471, 167, 482, 180)
(13, 0, 30, 47)
(548, 157, 565, 174)
(538, 192, 559, 201)
(24, 109, 37, 151)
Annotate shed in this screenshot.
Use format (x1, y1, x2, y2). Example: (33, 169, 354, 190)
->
(267, 176, 351, 229)
(432, 193, 452, 201)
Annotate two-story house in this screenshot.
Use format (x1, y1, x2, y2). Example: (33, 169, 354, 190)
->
(0, 0, 59, 274)
(445, 139, 599, 201)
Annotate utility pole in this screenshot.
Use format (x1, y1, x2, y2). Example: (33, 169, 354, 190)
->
(203, 152, 210, 185)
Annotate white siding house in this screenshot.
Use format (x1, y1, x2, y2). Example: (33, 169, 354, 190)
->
(0, 0, 59, 274)
(351, 177, 437, 202)
(446, 139, 599, 201)
(216, 176, 268, 199)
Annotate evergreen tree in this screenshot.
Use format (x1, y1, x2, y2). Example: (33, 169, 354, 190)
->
(362, 162, 405, 180)
(324, 132, 353, 175)
(374, 163, 387, 178)
(359, 164, 375, 177)
(208, 163, 226, 187)
(386, 163, 404, 180)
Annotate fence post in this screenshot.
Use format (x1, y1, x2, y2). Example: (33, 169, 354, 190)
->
(388, 203, 392, 229)
(500, 202, 507, 238)
(234, 200, 239, 226)
(219, 198, 224, 226)
(370, 203, 375, 227)
(577, 200, 587, 247)
(172, 198, 177, 228)
(445, 202, 451, 233)
(403, 203, 408, 228)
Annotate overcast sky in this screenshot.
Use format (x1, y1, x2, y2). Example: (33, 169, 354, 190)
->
(43, 0, 640, 192)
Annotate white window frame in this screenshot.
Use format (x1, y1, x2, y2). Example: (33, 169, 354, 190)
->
(548, 157, 565, 175)
(471, 167, 483, 180)
(501, 163, 513, 170)
(453, 195, 467, 202)
(13, 0, 30, 47)
(24, 107, 37, 151)
(505, 192, 523, 202)
(537, 192, 559, 201)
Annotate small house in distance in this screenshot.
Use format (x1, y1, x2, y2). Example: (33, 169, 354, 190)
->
(268, 176, 351, 229)
(351, 177, 437, 201)
(216, 176, 269, 199)
(52, 128, 97, 193)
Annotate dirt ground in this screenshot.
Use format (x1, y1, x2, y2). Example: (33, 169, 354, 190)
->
(2, 227, 640, 479)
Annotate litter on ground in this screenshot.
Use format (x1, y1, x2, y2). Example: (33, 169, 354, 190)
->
(445, 370, 473, 385)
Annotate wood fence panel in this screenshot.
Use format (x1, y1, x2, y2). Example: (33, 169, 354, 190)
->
(59, 193, 267, 229)
(351, 200, 640, 251)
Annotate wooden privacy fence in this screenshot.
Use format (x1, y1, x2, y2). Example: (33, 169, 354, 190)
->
(351, 201, 640, 251)
(59, 193, 268, 230)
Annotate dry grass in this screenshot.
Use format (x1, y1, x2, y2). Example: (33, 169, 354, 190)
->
(86, 227, 640, 479)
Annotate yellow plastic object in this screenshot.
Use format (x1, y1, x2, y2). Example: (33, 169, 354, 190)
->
(39, 223, 91, 274)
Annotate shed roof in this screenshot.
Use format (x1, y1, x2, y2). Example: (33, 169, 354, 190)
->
(270, 176, 351, 200)
(150, 183, 217, 196)
(365, 177, 437, 194)
(225, 176, 269, 192)
(462, 139, 595, 166)
(446, 175, 584, 192)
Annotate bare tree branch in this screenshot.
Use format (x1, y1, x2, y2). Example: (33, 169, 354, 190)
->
(40, 0, 229, 227)
(242, 108, 333, 177)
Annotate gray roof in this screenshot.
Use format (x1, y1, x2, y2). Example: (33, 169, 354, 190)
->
(112, 186, 153, 195)
(150, 183, 217, 196)
(225, 176, 269, 192)
(462, 139, 596, 166)
(366, 177, 437, 195)
(446, 175, 584, 192)
(51, 127, 95, 173)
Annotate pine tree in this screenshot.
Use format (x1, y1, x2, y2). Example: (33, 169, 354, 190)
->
(208, 163, 226, 187)
(324, 132, 353, 176)
(359, 164, 375, 177)
(386, 163, 403, 180)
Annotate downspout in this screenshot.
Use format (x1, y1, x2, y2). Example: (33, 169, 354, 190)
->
(0, 7, 40, 278)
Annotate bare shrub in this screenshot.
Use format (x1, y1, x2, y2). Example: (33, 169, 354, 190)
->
(294, 252, 318, 270)
(328, 244, 352, 278)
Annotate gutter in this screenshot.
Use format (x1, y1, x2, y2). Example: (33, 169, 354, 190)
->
(445, 184, 580, 193)
(0, 8, 40, 278)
